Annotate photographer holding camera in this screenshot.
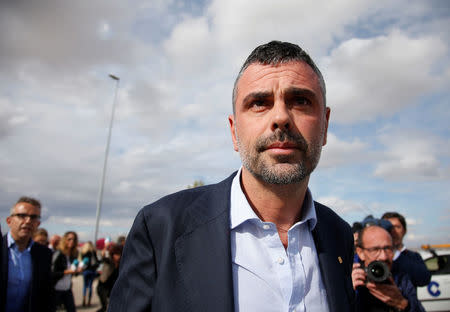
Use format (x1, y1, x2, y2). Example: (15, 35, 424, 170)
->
(352, 225, 425, 312)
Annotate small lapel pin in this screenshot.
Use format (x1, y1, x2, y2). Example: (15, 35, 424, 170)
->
(338, 256, 343, 264)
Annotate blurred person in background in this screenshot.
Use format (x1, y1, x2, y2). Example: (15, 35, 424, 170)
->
(116, 235, 126, 246)
(32, 228, 49, 246)
(382, 212, 431, 288)
(352, 222, 363, 263)
(80, 241, 99, 307)
(352, 225, 424, 312)
(1, 196, 52, 312)
(101, 237, 113, 259)
(49, 234, 61, 252)
(51, 231, 80, 312)
(97, 244, 122, 312)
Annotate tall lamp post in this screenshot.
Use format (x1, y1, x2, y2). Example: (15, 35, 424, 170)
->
(94, 74, 120, 243)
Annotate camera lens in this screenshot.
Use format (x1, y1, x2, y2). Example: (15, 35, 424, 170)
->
(366, 261, 390, 283)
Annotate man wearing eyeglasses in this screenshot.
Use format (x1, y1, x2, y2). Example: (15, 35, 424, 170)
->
(352, 225, 425, 312)
(1, 196, 52, 312)
(382, 212, 431, 289)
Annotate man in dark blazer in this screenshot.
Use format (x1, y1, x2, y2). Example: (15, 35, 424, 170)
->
(109, 41, 355, 312)
(1, 197, 52, 312)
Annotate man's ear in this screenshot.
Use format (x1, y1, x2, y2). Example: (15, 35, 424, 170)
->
(228, 114, 239, 152)
(356, 247, 365, 262)
(322, 106, 330, 146)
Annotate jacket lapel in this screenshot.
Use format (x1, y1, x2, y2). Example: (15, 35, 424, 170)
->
(312, 206, 350, 312)
(174, 174, 235, 312)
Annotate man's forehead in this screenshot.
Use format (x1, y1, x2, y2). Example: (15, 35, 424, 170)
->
(240, 61, 319, 84)
(236, 62, 322, 102)
(363, 226, 392, 245)
(387, 217, 401, 225)
(14, 202, 40, 212)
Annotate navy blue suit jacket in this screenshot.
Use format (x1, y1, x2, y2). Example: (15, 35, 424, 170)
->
(392, 250, 431, 288)
(109, 173, 355, 312)
(0, 235, 53, 312)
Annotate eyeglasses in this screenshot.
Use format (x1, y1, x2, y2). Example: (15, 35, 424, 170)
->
(10, 213, 41, 221)
(361, 245, 394, 257)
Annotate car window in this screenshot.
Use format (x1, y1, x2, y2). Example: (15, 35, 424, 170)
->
(425, 255, 450, 275)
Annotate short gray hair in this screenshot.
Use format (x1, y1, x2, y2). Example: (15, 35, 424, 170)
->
(11, 196, 41, 214)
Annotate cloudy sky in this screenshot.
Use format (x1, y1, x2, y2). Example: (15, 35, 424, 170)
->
(1, 0, 449, 247)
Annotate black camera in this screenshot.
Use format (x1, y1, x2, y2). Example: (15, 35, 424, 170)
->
(365, 260, 391, 283)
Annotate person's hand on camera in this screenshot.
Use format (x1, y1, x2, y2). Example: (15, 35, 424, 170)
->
(366, 277, 409, 311)
(351, 262, 366, 290)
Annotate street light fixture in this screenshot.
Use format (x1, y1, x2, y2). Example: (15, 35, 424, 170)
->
(94, 74, 120, 243)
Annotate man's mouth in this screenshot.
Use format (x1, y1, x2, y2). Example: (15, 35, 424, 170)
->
(256, 129, 308, 153)
(266, 142, 300, 149)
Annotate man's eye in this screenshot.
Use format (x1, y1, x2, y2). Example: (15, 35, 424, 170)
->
(293, 97, 311, 106)
(249, 100, 268, 111)
(252, 100, 266, 107)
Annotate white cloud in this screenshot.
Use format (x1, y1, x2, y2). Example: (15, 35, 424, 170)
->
(316, 196, 369, 216)
(374, 130, 449, 181)
(0, 97, 28, 137)
(324, 30, 448, 124)
(319, 132, 368, 168)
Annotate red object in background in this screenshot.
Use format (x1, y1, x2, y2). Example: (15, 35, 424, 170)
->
(96, 238, 105, 250)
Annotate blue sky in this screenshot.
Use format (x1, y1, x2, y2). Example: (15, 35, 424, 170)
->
(1, 0, 449, 246)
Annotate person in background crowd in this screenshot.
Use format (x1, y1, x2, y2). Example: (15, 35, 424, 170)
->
(101, 237, 113, 259)
(1, 196, 52, 312)
(33, 228, 49, 246)
(361, 215, 393, 232)
(352, 222, 363, 247)
(97, 244, 123, 312)
(80, 241, 99, 307)
(116, 235, 126, 246)
(49, 234, 61, 252)
(352, 225, 424, 312)
(352, 222, 363, 263)
(382, 212, 431, 288)
(51, 231, 79, 312)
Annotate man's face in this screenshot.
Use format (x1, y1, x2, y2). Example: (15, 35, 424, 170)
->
(387, 217, 405, 247)
(50, 235, 61, 248)
(357, 226, 394, 269)
(229, 62, 330, 184)
(6, 202, 41, 243)
(353, 232, 359, 248)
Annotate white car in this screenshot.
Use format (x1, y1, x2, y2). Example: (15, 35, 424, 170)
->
(417, 246, 450, 312)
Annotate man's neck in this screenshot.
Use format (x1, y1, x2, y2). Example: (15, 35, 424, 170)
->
(11, 234, 31, 252)
(240, 168, 309, 231)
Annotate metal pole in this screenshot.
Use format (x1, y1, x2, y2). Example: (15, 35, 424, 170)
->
(94, 74, 120, 243)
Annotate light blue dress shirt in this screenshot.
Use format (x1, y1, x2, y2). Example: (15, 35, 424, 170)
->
(6, 232, 33, 312)
(230, 169, 329, 312)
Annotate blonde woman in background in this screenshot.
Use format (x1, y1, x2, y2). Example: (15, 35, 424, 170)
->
(80, 241, 99, 307)
(51, 231, 79, 312)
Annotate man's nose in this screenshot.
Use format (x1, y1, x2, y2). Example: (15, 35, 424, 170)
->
(271, 100, 291, 132)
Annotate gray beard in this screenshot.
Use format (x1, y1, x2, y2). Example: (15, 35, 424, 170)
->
(237, 129, 322, 185)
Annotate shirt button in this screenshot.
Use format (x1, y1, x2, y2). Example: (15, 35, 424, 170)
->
(277, 257, 285, 265)
(290, 237, 296, 243)
(262, 224, 270, 230)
